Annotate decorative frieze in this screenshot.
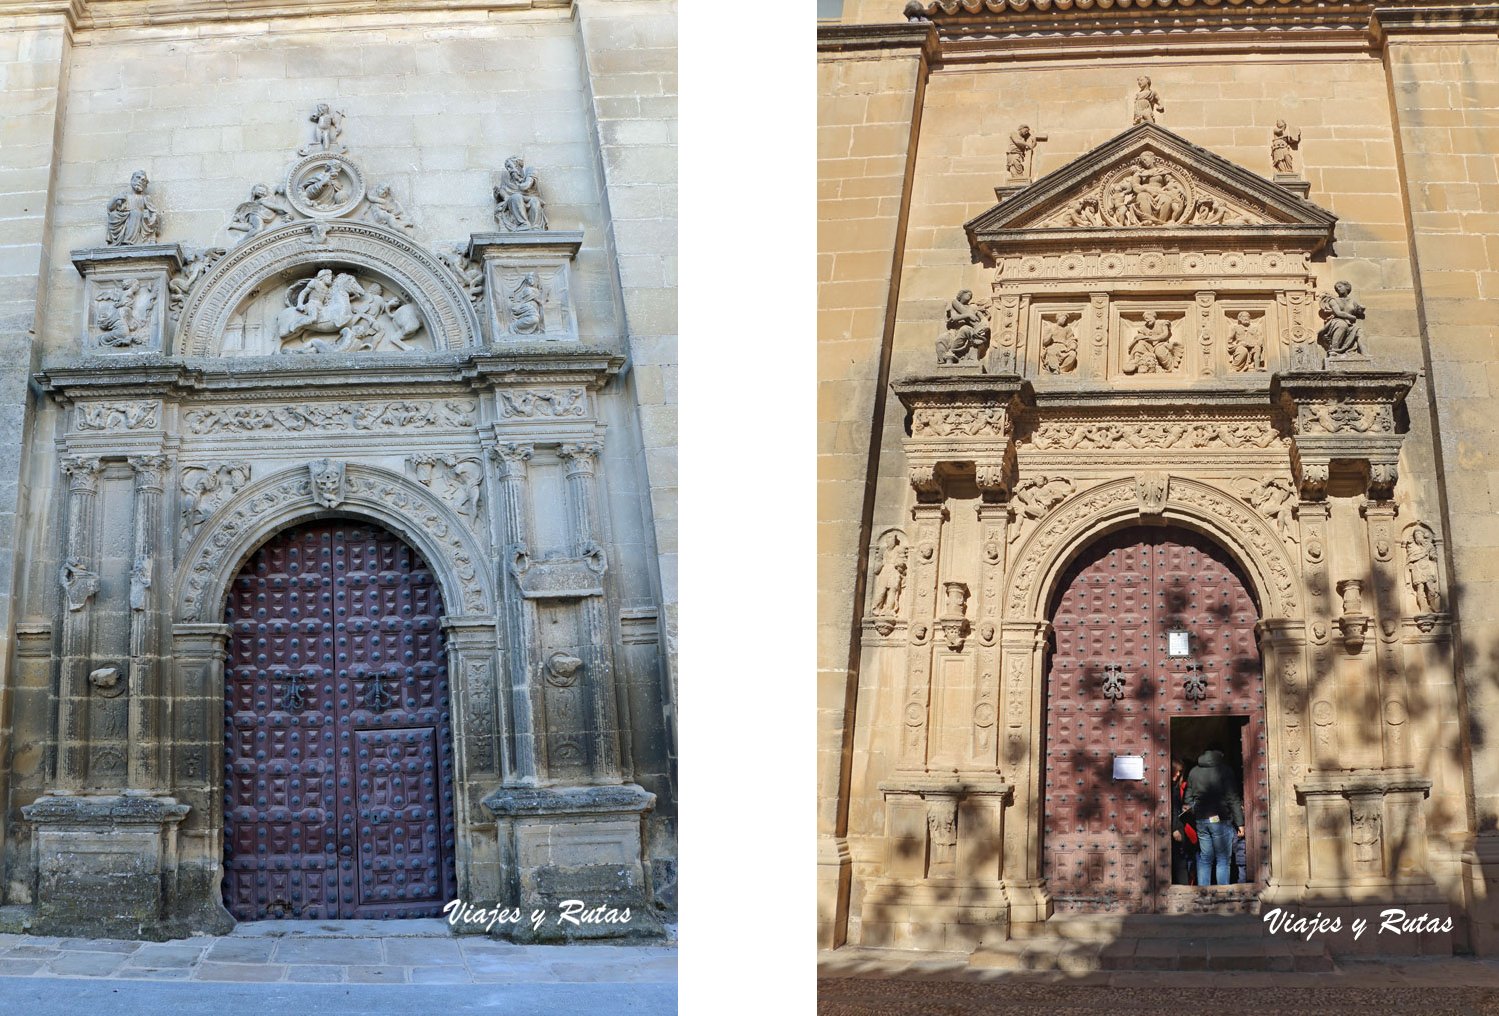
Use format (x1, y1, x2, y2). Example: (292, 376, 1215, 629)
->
(75, 401, 160, 432)
(183, 398, 476, 434)
(498, 388, 587, 419)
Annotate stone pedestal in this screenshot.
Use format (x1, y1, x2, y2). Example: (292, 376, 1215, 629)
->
(71, 245, 183, 355)
(482, 783, 661, 941)
(20, 793, 204, 939)
(467, 231, 583, 343)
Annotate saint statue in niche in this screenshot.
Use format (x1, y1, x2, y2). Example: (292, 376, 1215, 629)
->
(106, 170, 161, 246)
(1039, 312, 1079, 374)
(493, 157, 548, 231)
(1404, 526, 1442, 613)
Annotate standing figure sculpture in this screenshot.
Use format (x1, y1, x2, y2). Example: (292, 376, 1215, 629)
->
(869, 541, 907, 617)
(507, 272, 546, 335)
(1132, 75, 1164, 125)
(106, 170, 161, 246)
(1404, 525, 1442, 613)
(493, 157, 548, 232)
(935, 290, 990, 365)
(1271, 120, 1302, 175)
(1039, 312, 1078, 374)
(1006, 124, 1047, 179)
(1317, 281, 1366, 357)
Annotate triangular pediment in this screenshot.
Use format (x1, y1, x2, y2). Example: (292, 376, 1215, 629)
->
(965, 123, 1337, 257)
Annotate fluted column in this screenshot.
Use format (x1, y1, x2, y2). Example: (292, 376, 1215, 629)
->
(489, 441, 540, 786)
(128, 454, 169, 789)
(57, 456, 102, 788)
(560, 441, 621, 782)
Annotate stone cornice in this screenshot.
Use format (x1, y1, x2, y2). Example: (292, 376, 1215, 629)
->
(1371, 4, 1499, 39)
(816, 21, 937, 56)
(0, 0, 569, 30)
(35, 348, 626, 402)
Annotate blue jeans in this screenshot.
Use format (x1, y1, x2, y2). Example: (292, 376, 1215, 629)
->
(1196, 819, 1235, 886)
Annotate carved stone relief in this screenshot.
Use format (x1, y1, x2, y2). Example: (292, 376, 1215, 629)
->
(869, 531, 908, 620)
(300, 102, 346, 156)
(1317, 282, 1366, 359)
(1272, 120, 1302, 175)
(168, 246, 226, 322)
(1403, 522, 1442, 614)
(1038, 313, 1079, 375)
(272, 270, 426, 354)
(1226, 311, 1266, 372)
(503, 271, 545, 336)
(75, 401, 159, 432)
(1030, 417, 1281, 451)
(60, 557, 99, 611)
(309, 459, 347, 508)
(1135, 471, 1169, 514)
(1120, 310, 1184, 374)
(226, 184, 292, 240)
(1235, 476, 1298, 543)
(911, 405, 1008, 439)
(436, 243, 485, 308)
(407, 454, 484, 524)
(91, 279, 157, 348)
(184, 399, 475, 435)
(1132, 76, 1164, 125)
(181, 464, 251, 536)
(364, 183, 416, 234)
(1006, 124, 1046, 180)
(1009, 476, 1072, 542)
(497, 389, 586, 419)
(106, 170, 160, 246)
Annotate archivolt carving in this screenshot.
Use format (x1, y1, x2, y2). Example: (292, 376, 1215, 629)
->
(177, 464, 493, 622)
(1008, 477, 1299, 617)
(176, 219, 481, 356)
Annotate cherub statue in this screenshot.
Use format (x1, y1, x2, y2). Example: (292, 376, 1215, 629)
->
(227, 183, 291, 240)
(364, 182, 415, 233)
(300, 102, 346, 155)
(1317, 281, 1366, 357)
(1057, 196, 1103, 227)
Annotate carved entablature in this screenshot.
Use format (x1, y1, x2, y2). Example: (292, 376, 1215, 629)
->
(963, 124, 1337, 384)
(893, 375, 1029, 503)
(1274, 371, 1413, 500)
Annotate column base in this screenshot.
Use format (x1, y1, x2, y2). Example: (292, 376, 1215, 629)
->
(858, 879, 1010, 953)
(817, 835, 851, 949)
(482, 783, 663, 942)
(18, 793, 230, 940)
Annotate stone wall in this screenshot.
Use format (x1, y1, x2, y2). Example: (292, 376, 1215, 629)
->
(0, 0, 676, 940)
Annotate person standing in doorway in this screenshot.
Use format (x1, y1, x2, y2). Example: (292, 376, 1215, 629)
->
(1170, 757, 1198, 884)
(1183, 748, 1244, 886)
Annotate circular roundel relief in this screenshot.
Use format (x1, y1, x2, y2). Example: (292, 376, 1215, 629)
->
(1099, 151, 1194, 228)
(284, 152, 366, 219)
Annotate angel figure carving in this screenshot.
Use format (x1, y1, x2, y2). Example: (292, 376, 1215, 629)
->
(226, 183, 291, 239)
(300, 102, 346, 155)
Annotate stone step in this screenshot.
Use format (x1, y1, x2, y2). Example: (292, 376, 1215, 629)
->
(1012, 913, 1268, 942)
(971, 935, 1333, 974)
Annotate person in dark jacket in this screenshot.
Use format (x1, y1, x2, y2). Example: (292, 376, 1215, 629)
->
(1170, 757, 1198, 884)
(1183, 748, 1244, 886)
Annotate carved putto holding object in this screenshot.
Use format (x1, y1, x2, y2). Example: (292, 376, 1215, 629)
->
(300, 102, 346, 156)
(936, 290, 990, 365)
(494, 156, 548, 232)
(106, 169, 160, 246)
(226, 183, 291, 240)
(364, 183, 415, 233)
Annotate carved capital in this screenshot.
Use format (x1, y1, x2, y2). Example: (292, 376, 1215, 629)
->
(489, 441, 534, 477)
(128, 454, 171, 491)
(909, 462, 943, 503)
(559, 441, 603, 475)
(61, 456, 103, 493)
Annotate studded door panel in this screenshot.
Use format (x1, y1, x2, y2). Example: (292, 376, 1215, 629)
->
(224, 522, 457, 920)
(1044, 528, 1264, 913)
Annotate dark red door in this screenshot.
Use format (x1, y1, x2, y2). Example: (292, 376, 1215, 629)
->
(1043, 527, 1265, 913)
(223, 521, 457, 919)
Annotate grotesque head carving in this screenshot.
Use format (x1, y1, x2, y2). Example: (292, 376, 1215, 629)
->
(309, 458, 346, 508)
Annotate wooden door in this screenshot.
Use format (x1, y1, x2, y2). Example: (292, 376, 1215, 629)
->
(223, 521, 458, 919)
(1043, 527, 1265, 913)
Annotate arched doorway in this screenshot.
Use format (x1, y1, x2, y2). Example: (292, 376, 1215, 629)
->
(222, 520, 458, 919)
(1042, 526, 1267, 914)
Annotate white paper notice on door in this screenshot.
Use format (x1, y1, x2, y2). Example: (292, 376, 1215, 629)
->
(1112, 755, 1145, 780)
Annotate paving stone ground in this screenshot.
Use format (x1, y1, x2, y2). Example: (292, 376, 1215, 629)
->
(819, 951, 1499, 1015)
(0, 921, 676, 986)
